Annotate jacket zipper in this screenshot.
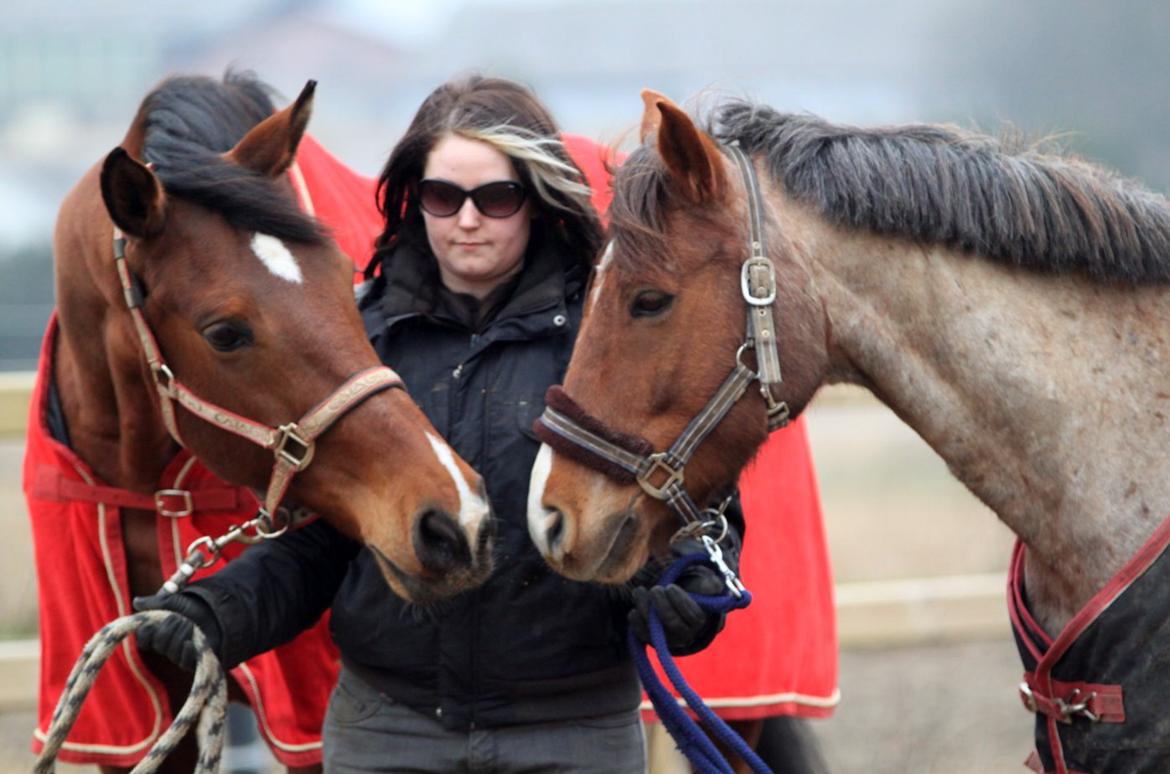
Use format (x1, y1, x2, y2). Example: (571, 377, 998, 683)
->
(451, 333, 480, 381)
(468, 328, 482, 730)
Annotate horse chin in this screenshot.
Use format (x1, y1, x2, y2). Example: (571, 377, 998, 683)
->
(560, 507, 650, 585)
(368, 539, 494, 605)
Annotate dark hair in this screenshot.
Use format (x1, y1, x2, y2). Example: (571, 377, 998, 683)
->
(366, 75, 603, 279)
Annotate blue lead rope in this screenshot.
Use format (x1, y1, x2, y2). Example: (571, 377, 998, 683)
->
(629, 550, 772, 774)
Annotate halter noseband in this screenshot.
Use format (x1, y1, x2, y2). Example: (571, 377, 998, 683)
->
(535, 142, 789, 530)
(112, 226, 404, 530)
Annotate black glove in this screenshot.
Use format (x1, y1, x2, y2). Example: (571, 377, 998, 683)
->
(628, 537, 735, 656)
(132, 591, 224, 672)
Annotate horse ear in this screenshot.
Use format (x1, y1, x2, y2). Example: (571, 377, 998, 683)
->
(655, 100, 726, 204)
(639, 89, 670, 142)
(226, 79, 315, 177)
(100, 147, 167, 238)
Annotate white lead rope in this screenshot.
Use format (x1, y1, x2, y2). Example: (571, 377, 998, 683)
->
(33, 611, 227, 774)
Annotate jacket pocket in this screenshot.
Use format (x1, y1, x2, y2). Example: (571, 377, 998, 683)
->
(327, 669, 383, 726)
(484, 391, 545, 456)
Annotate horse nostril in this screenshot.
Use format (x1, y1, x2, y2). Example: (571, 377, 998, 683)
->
(545, 509, 565, 556)
(413, 509, 471, 574)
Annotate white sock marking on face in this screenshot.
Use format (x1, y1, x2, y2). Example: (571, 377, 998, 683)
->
(251, 233, 303, 283)
(526, 444, 554, 553)
(426, 432, 488, 527)
(590, 241, 614, 312)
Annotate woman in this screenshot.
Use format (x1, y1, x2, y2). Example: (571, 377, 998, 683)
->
(136, 75, 735, 772)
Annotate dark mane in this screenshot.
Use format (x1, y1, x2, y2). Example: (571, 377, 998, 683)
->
(139, 71, 326, 245)
(611, 100, 1170, 284)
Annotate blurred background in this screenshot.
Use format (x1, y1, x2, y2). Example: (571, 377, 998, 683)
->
(1, 1, 1167, 771)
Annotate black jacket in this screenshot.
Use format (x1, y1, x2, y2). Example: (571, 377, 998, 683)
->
(347, 240, 645, 729)
(183, 238, 741, 731)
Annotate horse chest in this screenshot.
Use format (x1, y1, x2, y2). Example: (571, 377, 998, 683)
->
(121, 508, 166, 595)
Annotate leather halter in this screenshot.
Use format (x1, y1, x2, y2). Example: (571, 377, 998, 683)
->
(536, 142, 789, 528)
(111, 226, 403, 527)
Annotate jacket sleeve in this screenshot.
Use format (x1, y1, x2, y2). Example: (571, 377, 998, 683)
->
(181, 518, 359, 668)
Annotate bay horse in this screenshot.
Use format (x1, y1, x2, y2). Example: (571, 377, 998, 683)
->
(27, 72, 492, 772)
(529, 91, 1170, 772)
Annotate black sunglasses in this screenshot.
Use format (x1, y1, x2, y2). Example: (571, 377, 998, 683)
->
(418, 179, 528, 219)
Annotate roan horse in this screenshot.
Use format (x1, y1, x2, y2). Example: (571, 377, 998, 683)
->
(529, 91, 1170, 772)
(27, 73, 492, 772)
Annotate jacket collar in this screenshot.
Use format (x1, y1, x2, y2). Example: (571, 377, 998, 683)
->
(360, 237, 584, 340)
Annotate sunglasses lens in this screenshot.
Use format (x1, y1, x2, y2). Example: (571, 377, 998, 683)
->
(472, 182, 526, 218)
(418, 180, 465, 217)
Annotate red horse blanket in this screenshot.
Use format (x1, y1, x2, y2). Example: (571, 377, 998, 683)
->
(24, 134, 382, 768)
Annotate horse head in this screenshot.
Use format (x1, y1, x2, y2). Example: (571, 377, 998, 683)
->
(527, 92, 827, 583)
(73, 78, 492, 602)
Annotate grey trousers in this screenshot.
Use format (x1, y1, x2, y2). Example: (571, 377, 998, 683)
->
(322, 667, 647, 773)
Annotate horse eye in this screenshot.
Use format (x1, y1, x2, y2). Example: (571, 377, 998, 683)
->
(630, 290, 675, 318)
(202, 321, 253, 352)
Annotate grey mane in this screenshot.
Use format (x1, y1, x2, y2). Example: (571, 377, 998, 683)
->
(711, 101, 1170, 284)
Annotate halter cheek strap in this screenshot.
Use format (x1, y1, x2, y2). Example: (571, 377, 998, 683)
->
(730, 142, 783, 391)
(534, 142, 789, 531)
(112, 226, 404, 523)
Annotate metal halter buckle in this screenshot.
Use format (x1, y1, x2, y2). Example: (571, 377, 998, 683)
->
(762, 384, 790, 430)
(637, 453, 684, 500)
(154, 489, 194, 518)
(740, 255, 777, 306)
(274, 423, 315, 470)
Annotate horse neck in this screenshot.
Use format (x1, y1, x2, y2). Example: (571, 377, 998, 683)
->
(52, 165, 175, 491)
(785, 200, 1170, 632)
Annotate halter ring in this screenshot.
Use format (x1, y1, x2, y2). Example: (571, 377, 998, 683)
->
(255, 507, 291, 539)
(669, 511, 731, 546)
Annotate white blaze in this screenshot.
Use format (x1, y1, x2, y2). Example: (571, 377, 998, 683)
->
(590, 241, 614, 312)
(251, 233, 303, 283)
(426, 432, 488, 527)
(526, 444, 555, 554)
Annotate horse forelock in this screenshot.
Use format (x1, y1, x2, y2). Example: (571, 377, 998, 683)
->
(711, 99, 1170, 285)
(608, 145, 672, 271)
(607, 143, 737, 281)
(136, 72, 328, 247)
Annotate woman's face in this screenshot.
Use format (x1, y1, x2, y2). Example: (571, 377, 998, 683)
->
(421, 133, 533, 299)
